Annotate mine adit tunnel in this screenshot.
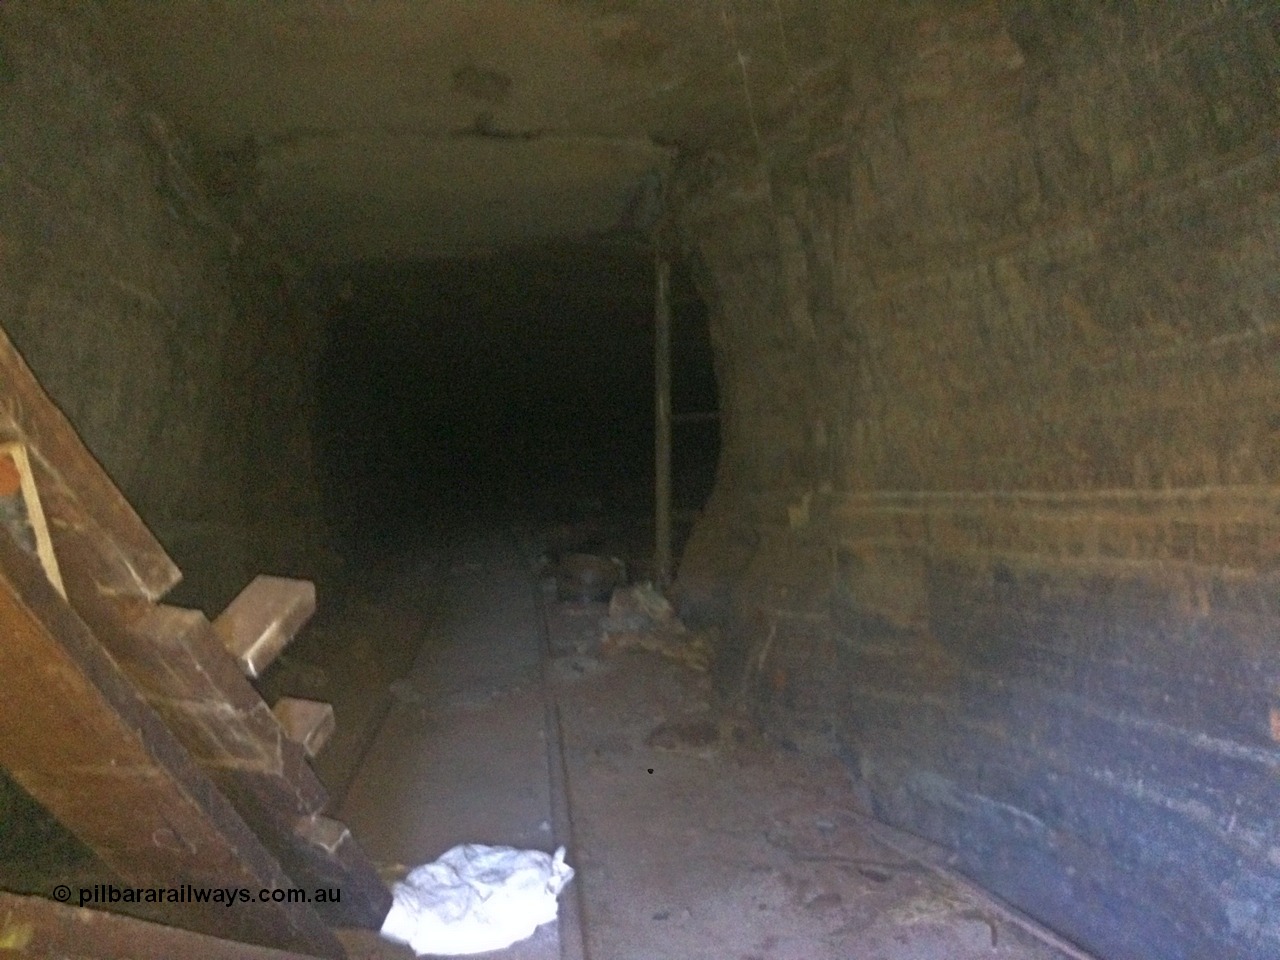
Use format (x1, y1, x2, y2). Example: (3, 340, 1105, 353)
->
(315, 248, 718, 553)
(0, 2, 1278, 960)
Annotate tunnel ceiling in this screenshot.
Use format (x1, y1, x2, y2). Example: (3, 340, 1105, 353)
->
(98, 1, 869, 263)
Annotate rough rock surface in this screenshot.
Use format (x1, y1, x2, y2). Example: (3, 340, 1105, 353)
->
(0, 2, 332, 608)
(675, 5, 1280, 959)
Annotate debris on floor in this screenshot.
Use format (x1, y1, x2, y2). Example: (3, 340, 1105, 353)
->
(306, 524, 1090, 960)
(379, 844, 574, 957)
(604, 582, 683, 632)
(600, 582, 716, 672)
(552, 576, 1084, 960)
(554, 553, 626, 602)
(645, 715, 721, 752)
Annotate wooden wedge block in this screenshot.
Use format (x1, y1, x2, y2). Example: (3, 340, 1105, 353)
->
(215, 575, 317, 678)
(274, 697, 337, 758)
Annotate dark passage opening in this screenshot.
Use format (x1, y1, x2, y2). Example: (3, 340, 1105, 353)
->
(313, 242, 718, 556)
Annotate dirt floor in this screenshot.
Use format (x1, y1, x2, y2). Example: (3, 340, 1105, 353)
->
(260, 516, 1094, 960)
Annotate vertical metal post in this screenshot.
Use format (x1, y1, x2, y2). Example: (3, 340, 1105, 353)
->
(654, 254, 673, 589)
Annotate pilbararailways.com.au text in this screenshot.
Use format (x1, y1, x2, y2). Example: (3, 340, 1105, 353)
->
(65, 883, 343, 908)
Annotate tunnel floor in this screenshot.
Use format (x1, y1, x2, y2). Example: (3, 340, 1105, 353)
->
(261, 515, 1089, 960)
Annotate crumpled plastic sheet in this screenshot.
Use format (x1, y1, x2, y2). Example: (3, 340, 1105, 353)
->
(380, 844, 574, 956)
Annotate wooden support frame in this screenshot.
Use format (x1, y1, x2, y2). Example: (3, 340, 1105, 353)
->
(0, 531, 343, 957)
(0, 325, 390, 932)
(12, 478, 391, 928)
(124, 605, 391, 928)
(1, 508, 390, 927)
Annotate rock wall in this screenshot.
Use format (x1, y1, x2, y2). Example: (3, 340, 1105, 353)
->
(0, 2, 329, 610)
(676, 3, 1280, 958)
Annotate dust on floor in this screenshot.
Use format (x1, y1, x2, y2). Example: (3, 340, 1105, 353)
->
(275, 522, 1088, 960)
(543, 593, 1082, 960)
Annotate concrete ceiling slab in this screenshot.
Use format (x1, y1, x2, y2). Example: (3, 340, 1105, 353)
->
(97, 0, 868, 262)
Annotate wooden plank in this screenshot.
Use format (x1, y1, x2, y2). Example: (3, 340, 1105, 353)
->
(53, 584, 389, 928)
(0, 441, 66, 598)
(0, 531, 342, 958)
(123, 605, 390, 928)
(124, 605, 329, 814)
(0, 891, 329, 960)
(0, 326, 180, 601)
(214, 576, 317, 678)
(289, 815, 394, 929)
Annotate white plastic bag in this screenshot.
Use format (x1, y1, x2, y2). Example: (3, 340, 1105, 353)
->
(380, 844, 574, 956)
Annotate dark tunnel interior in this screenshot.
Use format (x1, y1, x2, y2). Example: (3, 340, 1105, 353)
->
(3, 3, 1279, 956)
(313, 244, 719, 555)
